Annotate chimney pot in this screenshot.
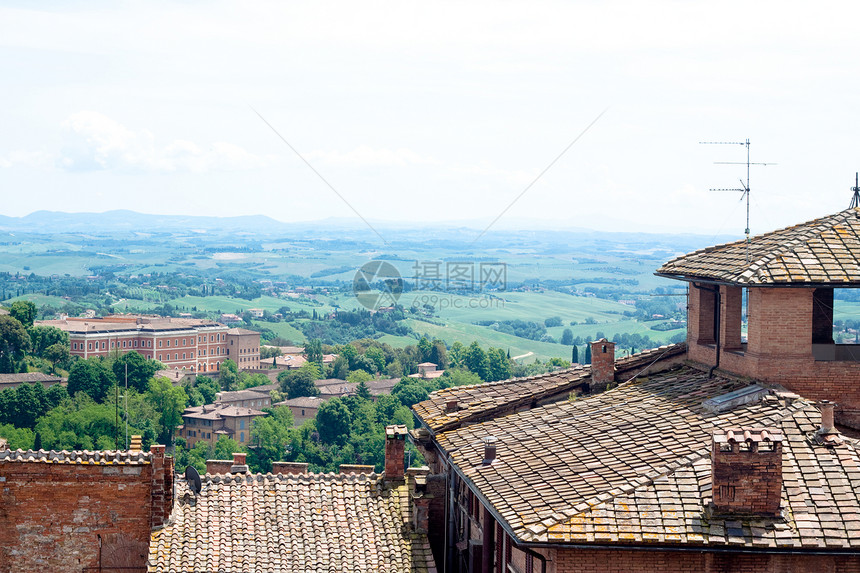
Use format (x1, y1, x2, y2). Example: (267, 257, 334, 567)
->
(818, 400, 836, 434)
(483, 436, 498, 465)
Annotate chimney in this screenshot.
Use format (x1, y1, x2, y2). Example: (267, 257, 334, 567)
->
(149, 444, 174, 528)
(445, 399, 458, 413)
(230, 452, 248, 474)
(385, 425, 408, 481)
(271, 461, 308, 475)
(818, 400, 836, 434)
(205, 459, 233, 475)
(407, 466, 432, 533)
(482, 436, 497, 465)
(712, 428, 783, 516)
(339, 464, 375, 474)
(590, 338, 616, 390)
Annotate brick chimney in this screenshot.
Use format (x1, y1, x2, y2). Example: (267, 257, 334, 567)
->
(590, 338, 616, 390)
(271, 461, 309, 475)
(339, 464, 375, 474)
(407, 466, 432, 533)
(385, 425, 408, 481)
(150, 444, 174, 528)
(230, 452, 248, 474)
(712, 428, 783, 516)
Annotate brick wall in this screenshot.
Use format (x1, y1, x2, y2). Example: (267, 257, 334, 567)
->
(711, 429, 782, 516)
(0, 445, 172, 572)
(552, 549, 860, 573)
(686, 284, 860, 427)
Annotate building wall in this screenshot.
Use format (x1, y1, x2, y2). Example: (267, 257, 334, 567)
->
(550, 548, 860, 573)
(686, 285, 860, 427)
(0, 447, 171, 573)
(288, 405, 319, 426)
(227, 332, 261, 369)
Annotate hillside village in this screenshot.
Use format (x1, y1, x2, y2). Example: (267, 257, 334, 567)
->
(2, 208, 860, 571)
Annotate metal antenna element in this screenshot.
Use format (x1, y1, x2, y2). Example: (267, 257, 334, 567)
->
(699, 139, 775, 261)
(850, 173, 860, 209)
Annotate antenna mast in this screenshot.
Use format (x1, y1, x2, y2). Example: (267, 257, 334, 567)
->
(699, 139, 775, 261)
(850, 173, 860, 209)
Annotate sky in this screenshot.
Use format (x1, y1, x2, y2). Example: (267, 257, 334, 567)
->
(2, 1, 860, 239)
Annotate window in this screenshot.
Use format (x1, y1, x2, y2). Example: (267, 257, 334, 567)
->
(191, 352, 194, 358)
(240, 432, 244, 442)
(102, 342, 106, 349)
(167, 340, 170, 347)
(240, 420, 245, 430)
(175, 353, 178, 360)
(182, 339, 185, 346)
(88, 343, 92, 350)
(134, 340, 138, 348)
(183, 353, 186, 359)
(301, 409, 305, 416)
(158, 340, 162, 348)
(111, 342, 115, 349)
(158, 354, 162, 361)
(122, 341, 127, 348)
(175, 339, 179, 346)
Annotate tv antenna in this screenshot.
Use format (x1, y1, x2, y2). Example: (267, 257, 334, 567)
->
(850, 173, 860, 209)
(699, 139, 775, 260)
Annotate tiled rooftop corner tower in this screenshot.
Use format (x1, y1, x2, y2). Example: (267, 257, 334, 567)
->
(658, 207, 860, 428)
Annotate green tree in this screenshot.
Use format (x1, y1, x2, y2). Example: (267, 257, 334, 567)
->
(112, 351, 160, 393)
(364, 347, 386, 373)
(278, 369, 320, 399)
(464, 342, 490, 380)
(213, 436, 243, 460)
(248, 406, 294, 472)
(417, 337, 432, 363)
(219, 359, 239, 391)
(145, 376, 188, 444)
(195, 377, 220, 404)
(585, 343, 592, 364)
(316, 398, 351, 445)
(440, 368, 483, 388)
(67, 357, 117, 402)
(385, 359, 404, 378)
(304, 339, 323, 366)
(44, 343, 72, 373)
(330, 356, 349, 379)
(29, 325, 69, 357)
(0, 315, 30, 373)
(355, 380, 372, 400)
(561, 328, 574, 346)
(347, 369, 373, 385)
(391, 380, 429, 407)
(487, 347, 512, 382)
(9, 300, 36, 329)
(429, 339, 448, 369)
(572, 345, 579, 363)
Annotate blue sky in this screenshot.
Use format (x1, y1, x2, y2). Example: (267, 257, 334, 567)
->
(2, 1, 859, 236)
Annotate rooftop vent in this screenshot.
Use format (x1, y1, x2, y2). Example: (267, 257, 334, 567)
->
(482, 436, 498, 465)
(818, 400, 837, 434)
(703, 384, 769, 413)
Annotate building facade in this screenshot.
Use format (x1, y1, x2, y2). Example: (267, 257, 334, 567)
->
(178, 403, 267, 447)
(39, 315, 261, 373)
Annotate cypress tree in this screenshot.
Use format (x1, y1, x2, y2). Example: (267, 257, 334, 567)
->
(585, 344, 592, 365)
(572, 346, 579, 363)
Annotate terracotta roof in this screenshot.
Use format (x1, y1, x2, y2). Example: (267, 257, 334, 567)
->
(277, 396, 326, 408)
(0, 448, 151, 465)
(657, 207, 860, 285)
(148, 472, 436, 572)
(0, 372, 62, 383)
(216, 389, 272, 402)
(226, 328, 259, 335)
(182, 404, 267, 420)
(414, 344, 686, 434)
(547, 406, 860, 549)
(432, 365, 860, 549)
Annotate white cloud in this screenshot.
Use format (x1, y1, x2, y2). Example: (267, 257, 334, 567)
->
(57, 111, 268, 173)
(306, 145, 439, 167)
